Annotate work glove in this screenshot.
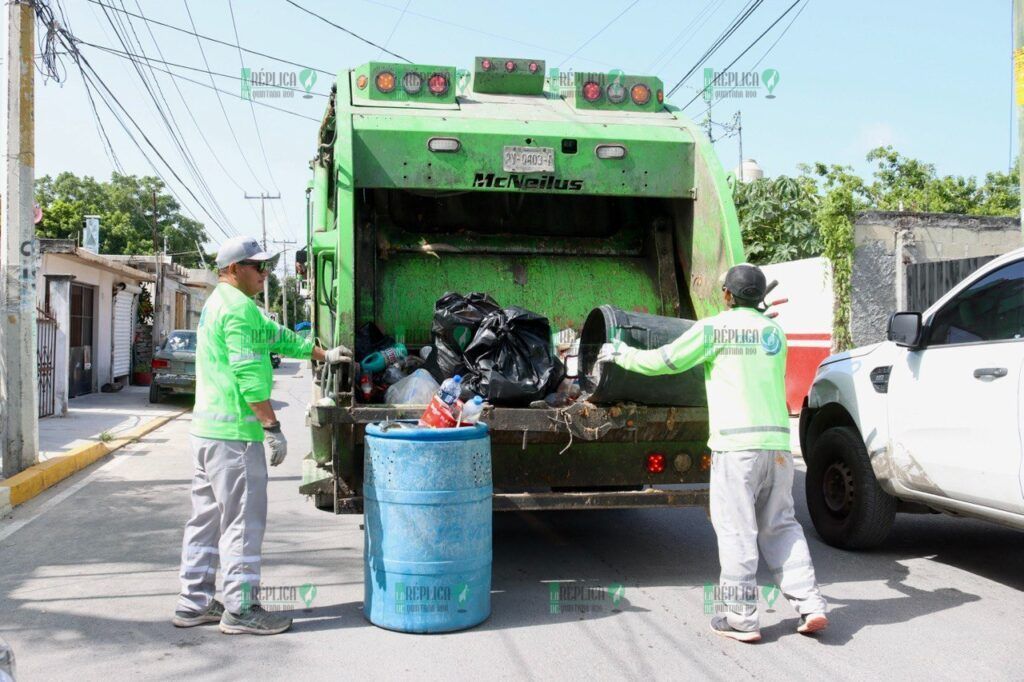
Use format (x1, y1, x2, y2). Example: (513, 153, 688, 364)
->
(264, 424, 288, 467)
(597, 341, 623, 365)
(324, 345, 353, 365)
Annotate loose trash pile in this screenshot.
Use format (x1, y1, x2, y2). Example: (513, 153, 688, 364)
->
(356, 291, 590, 426)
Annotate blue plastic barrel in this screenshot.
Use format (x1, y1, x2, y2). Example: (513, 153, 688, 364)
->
(363, 421, 492, 633)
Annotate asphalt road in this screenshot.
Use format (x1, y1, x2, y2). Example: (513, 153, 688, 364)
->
(1, 360, 1021, 681)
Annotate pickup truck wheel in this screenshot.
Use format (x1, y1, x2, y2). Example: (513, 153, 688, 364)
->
(148, 383, 162, 404)
(806, 426, 896, 549)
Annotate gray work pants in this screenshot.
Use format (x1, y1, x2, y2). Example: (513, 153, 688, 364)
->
(710, 449, 827, 631)
(178, 435, 268, 614)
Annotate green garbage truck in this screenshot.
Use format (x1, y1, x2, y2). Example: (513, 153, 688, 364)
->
(301, 57, 744, 513)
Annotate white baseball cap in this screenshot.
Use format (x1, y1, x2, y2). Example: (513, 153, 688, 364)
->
(216, 236, 277, 268)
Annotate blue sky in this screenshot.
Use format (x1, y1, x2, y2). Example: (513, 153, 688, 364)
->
(33, 0, 1017, 254)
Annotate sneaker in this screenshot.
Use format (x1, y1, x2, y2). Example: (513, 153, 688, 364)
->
(797, 613, 829, 635)
(219, 605, 292, 635)
(172, 599, 225, 628)
(709, 615, 761, 643)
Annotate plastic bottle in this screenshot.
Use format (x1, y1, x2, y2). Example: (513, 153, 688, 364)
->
(361, 343, 408, 374)
(457, 395, 485, 426)
(358, 374, 375, 402)
(418, 375, 463, 428)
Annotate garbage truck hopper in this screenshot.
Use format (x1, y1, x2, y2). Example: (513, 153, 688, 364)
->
(302, 59, 744, 512)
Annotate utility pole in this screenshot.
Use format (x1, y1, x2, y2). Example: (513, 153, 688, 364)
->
(151, 189, 161, 346)
(736, 111, 744, 182)
(1, 0, 40, 476)
(272, 239, 296, 330)
(244, 192, 281, 310)
(1015, 0, 1024, 231)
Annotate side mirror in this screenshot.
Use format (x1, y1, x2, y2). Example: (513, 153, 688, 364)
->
(887, 312, 923, 348)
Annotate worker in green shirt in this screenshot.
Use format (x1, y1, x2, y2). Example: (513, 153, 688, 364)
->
(599, 263, 828, 643)
(173, 236, 351, 635)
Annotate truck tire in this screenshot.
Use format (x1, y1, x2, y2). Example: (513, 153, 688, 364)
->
(149, 382, 162, 404)
(805, 426, 896, 549)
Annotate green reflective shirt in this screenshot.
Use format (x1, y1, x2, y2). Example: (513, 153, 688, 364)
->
(191, 282, 314, 442)
(614, 307, 790, 452)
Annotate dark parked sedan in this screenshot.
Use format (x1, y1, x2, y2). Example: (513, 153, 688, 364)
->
(150, 330, 196, 403)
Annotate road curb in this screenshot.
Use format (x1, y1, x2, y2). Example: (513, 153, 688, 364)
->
(0, 409, 188, 508)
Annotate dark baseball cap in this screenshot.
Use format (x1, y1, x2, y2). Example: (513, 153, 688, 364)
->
(216, 236, 277, 268)
(723, 263, 767, 303)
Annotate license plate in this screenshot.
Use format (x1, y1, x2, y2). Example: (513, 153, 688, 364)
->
(502, 146, 554, 173)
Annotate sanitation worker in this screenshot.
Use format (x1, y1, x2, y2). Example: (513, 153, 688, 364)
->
(173, 236, 351, 635)
(598, 263, 828, 643)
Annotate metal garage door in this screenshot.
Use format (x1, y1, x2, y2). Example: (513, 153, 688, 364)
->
(112, 288, 137, 378)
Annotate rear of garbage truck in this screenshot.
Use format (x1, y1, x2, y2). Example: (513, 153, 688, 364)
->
(301, 58, 744, 513)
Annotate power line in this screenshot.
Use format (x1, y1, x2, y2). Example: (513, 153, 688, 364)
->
(79, 42, 322, 123)
(354, 0, 619, 68)
(680, 0, 803, 110)
(85, 0, 334, 75)
(645, 0, 727, 75)
(556, 0, 640, 69)
(124, 0, 266, 231)
(228, 0, 296, 243)
(98, 0, 239, 235)
(666, 0, 763, 98)
(377, 0, 411, 60)
(80, 40, 327, 97)
(284, 0, 412, 63)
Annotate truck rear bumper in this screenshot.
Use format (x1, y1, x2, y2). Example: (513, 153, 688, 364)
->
(309, 401, 707, 442)
(299, 478, 708, 512)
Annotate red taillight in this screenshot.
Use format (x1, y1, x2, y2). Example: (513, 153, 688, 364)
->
(505, 60, 516, 72)
(428, 73, 449, 95)
(151, 358, 169, 369)
(646, 453, 666, 474)
(700, 453, 712, 471)
(528, 61, 539, 73)
(356, 74, 368, 90)
(582, 80, 601, 102)
(481, 58, 492, 71)
(630, 83, 651, 105)
(656, 88, 664, 103)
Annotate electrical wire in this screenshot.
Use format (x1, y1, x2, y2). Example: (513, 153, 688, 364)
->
(227, 0, 296, 244)
(85, 0, 333, 75)
(355, 0, 618, 68)
(377, 0, 411, 60)
(284, 0, 412, 63)
(681, 0, 804, 111)
(556, 0, 640, 69)
(98, 1, 239, 235)
(645, 0, 727, 75)
(666, 0, 763, 98)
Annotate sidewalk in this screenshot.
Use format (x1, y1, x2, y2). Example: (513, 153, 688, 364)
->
(38, 387, 186, 462)
(0, 387, 189, 513)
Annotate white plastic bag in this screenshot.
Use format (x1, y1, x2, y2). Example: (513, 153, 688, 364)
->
(385, 368, 440, 405)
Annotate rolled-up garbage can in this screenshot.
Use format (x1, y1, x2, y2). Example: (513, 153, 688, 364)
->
(363, 421, 492, 633)
(580, 305, 707, 406)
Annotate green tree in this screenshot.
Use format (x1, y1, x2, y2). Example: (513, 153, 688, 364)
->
(35, 172, 209, 267)
(733, 175, 821, 264)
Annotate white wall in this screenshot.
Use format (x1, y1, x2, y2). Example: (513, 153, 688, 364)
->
(37, 253, 146, 393)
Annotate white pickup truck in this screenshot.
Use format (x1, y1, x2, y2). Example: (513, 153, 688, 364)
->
(799, 246, 1024, 548)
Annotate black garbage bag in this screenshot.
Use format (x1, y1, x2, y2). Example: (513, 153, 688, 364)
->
(461, 306, 565, 405)
(423, 292, 501, 381)
(355, 322, 395, 364)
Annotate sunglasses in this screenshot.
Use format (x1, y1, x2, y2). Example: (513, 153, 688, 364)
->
(238, 260, 273, 273)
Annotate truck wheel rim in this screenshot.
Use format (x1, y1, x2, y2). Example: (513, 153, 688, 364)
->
(823, 461, 854, 515)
